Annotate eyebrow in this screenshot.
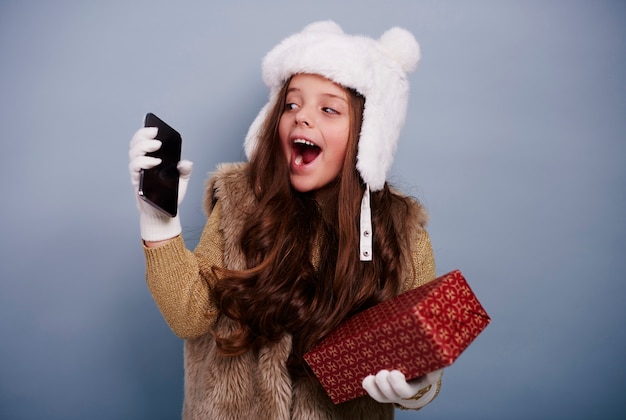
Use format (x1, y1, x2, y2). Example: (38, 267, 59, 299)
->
(286, 87, 348, 103)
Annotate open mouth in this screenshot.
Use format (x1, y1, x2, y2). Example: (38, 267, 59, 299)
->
(292, 139, 321, 166)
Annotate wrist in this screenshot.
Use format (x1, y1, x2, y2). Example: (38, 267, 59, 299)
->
(396, 379, 441, 410)
(139, 212, 182, 242)
(143, 238, 172, 248)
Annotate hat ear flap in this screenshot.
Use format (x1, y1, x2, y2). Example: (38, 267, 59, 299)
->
(244, 86, 280, 160)
(378, 27, 421, 73)
(244, 103, 268, 160)
(357, 74, 409, 191)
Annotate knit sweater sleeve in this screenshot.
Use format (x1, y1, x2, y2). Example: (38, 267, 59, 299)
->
(143, 202, 225, 339)
(400, 228, 437, 293)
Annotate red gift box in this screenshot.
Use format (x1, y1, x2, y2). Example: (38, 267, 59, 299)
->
(303, 269, 490, 404)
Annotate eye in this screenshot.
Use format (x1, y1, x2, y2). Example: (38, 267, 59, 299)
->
(322, 107, 339, 115)
(285, 103, 298, 111)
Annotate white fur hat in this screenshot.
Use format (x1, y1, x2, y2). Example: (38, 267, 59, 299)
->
(244, 20, 420, 191)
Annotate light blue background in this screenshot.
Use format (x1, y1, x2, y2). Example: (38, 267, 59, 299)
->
(1, 1, 624, 419)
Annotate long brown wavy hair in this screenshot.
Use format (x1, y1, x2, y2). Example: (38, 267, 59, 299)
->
(212, 75, 417, 375)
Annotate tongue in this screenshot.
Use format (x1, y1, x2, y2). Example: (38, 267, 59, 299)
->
(294, 143, 321, 165)
(301, 147, 320, 164)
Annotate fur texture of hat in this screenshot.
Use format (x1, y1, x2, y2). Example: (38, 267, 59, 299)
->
(244, 20, 420, 191)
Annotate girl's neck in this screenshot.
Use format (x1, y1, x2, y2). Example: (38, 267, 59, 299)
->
(312, 178, 340, 205)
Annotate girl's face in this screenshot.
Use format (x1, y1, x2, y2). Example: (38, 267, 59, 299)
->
(279, 73, 351, 193)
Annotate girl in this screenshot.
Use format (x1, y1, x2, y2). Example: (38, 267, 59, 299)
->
(129, 21, 443, 419)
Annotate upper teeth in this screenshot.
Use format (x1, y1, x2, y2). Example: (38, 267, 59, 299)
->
(294, 139, 316, 147)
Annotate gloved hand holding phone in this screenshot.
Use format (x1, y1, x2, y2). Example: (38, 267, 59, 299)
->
(128, 115, 192, 243)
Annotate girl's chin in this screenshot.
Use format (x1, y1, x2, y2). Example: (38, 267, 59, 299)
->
(289, 174, 319, 194)
(289, 181, 314, 194)
(289, 174, 339, 195)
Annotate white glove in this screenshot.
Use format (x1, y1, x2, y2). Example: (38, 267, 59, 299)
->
(362, 368, 443, 410)
(128, 126, 193, 242)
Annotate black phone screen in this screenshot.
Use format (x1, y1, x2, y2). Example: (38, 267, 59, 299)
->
(138, 113, 182, 217)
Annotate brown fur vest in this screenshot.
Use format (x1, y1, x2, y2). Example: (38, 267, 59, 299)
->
(182, 162, 421, 419)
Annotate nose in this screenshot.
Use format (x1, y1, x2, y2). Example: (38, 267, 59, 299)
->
(295, 108, 311, 127)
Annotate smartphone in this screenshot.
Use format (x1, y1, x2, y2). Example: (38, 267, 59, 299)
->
(138, 113, 182, 217)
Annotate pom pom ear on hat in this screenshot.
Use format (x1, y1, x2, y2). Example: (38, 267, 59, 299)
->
(379, 27, 421, 73)
(244, 21, 420, 192)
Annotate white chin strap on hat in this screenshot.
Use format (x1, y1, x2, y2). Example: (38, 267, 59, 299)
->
(243, 21, 421, 261)
(360, 185, 373, 261)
